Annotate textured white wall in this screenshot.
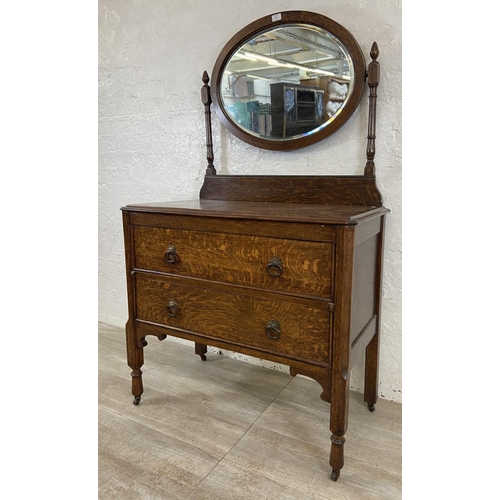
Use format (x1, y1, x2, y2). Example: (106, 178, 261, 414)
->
(98, 0, 402, 402)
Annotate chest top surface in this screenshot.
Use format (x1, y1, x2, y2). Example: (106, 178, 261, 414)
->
(122, 199, 388, 225)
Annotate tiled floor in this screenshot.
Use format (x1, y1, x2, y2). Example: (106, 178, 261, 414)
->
(99, 322, 402, 499)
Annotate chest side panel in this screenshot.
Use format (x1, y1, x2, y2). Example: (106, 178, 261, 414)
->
(349, 217, 383, 346)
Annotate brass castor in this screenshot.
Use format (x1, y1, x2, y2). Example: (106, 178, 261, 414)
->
(133, 395, 141, 406)
(367, 403, 375, 412)
(331, 469, 340, 481)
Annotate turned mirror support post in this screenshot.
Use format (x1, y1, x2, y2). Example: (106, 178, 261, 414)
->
(201, 71, 216, 175)
(364, 42, 380, 177)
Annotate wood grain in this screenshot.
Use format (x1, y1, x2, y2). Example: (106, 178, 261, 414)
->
(330, 225, 356, 473)
(129, 212, 336, 242)
(123, 198, 389, 225)
(133, 225, 333, 298)
(200, 176, 383, 207)
(134, 274, 331, 365)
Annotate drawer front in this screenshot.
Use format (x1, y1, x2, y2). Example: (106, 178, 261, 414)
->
(133, 226, 333, 298)
(135, 275, 331, 365)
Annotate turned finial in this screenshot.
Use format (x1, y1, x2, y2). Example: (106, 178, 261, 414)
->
(201, 71, 216, 175)
(370, 42, 379, 61)
(364, 42, 380, 177)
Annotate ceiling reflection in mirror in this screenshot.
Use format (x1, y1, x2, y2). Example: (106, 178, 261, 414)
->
(220, 25, 354, 141)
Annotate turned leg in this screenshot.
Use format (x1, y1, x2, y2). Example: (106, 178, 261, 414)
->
(330, 435, 345, 481)
(329, 368, 350, 481)
(126, 321, 144, 405)
(195, 342, 208, 361)
(364, 330, 379, 412)
(329, 225, 357, 481)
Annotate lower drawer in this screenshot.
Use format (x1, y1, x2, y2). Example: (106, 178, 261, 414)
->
(135, 274, 331, 365)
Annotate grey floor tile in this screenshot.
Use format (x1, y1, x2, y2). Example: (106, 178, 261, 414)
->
(186, 460, 330, 500)
(99, 459, 179, 500)
(99, 406, 218, 499)
(255, 376, 402, 476)
(224, 425, 401, 500)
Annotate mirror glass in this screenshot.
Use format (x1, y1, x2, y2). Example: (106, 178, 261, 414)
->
(211, 12, 366, 150)
(221, 25, 353, 141)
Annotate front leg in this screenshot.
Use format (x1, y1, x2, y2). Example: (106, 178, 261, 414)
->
(329, 225, 355, 481)
(126, 320, 144, 405)
(329, 367, 350, 481)
(126, 323, 167, 405)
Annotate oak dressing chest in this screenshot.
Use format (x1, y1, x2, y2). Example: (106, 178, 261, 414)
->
(121, 11, 389, 482)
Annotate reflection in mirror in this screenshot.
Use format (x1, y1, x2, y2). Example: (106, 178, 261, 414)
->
(221, 25, 354, 140)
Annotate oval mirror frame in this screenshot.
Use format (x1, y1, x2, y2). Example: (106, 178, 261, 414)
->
(211, 11, 367, 151)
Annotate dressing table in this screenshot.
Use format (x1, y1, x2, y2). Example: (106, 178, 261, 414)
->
(121, 11, 388, 482)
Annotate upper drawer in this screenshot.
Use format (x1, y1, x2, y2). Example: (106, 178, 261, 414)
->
(133, 226, 333, 298)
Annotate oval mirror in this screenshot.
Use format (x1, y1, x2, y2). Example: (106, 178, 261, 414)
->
(211, 11, 366, 151)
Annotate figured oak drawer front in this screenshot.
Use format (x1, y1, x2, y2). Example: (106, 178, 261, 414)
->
(133, 226, 333, 298)
(135, 275, 331, 365)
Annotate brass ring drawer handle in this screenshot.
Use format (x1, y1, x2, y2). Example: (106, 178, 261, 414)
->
(267, 256, 283, 277)
(266, 319, 281, 340)
(167, 300, 178, 317)
(165, 245, 178, 264)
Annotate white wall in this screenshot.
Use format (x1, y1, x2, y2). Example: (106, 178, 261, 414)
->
(98, 0, 402, 402)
